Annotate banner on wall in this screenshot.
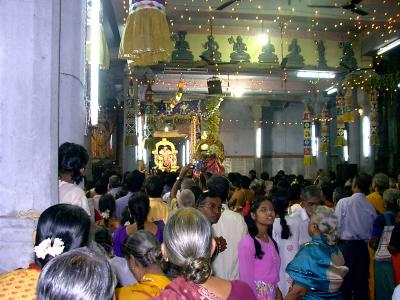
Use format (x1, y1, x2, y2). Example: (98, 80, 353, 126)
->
(320, 105, 329, 153)
(335, 95, 347, 147)
(303, 105, 313, 165)
(370, 90, 379, 146)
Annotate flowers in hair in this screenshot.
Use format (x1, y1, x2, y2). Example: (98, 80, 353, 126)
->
(34, 238, 65, 259)
(101, 209, 110, 220)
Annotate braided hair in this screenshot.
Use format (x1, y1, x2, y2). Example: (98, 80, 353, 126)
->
(270, 189, 292, 240)
(128, 192, 150, 230)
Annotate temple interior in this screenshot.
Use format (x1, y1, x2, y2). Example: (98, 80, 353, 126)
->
(1, 0, 400, 297)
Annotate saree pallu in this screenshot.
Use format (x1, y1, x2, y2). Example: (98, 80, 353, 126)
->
(286, 236, 349, 299)
(151, 276, 256, 300)
(116, 273, 170, 300)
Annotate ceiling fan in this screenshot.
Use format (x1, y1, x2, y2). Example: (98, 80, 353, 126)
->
(335, 61, 375, 80)
(308, 0, 369, 16)
(215, 0, 240, 11)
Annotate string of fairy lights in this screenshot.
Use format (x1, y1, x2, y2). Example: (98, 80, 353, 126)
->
(121, 0, 399, 94)
(121, 0, 399, 39)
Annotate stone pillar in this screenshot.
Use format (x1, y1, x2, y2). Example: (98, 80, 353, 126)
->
(252, 105, 262, 176)
(58, 0, 87, 146)
(314, 96, 328, 172)
(122, 71, 138, 172)
(0, 0, 87, 272)
(348, 89, 361, 169)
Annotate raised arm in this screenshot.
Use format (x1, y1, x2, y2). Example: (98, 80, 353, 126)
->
(171, 164, 192, 200)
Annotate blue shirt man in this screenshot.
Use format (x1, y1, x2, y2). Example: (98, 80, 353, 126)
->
(335, 173, 376, 300)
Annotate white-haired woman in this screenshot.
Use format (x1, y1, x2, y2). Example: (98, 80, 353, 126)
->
(284, 206, 348, 300)
(152, 208, 256, 300)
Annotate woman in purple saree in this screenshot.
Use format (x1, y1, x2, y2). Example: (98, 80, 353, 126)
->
(113, 192, 164, 257)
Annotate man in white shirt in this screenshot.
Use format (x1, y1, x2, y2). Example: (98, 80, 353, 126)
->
(290, 185, 324, 245)
(58, 142, 91, 217)
(208, 175, 248, 280)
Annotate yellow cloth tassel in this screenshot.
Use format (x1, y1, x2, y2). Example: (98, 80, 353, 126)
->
(86, 28, 110, 70)
(371, 135, 379, 146)
(125, 135, 137, 146)
(320, 143, 329, 152)
(119, 9, 172, 66)
(343, 112, 355, 123)
(335, 136, 347, 147)
(304, 156, 313, 165)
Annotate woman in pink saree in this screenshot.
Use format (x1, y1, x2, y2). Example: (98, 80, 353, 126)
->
(151, 208, 256, 300)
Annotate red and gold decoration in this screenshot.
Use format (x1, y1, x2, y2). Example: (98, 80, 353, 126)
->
(303, 105, 312, 166)
(335, 94, 347, 147)
(152, 138, 179, 172)
(369, 89, 379, 146)
(194, 132, 225, 176)
(190, 115, 200, 162)
(167, 80, 185, 110)
(194, 96, 225, 176)
(92, 113, 115, 160)
(343, 88, 354, 123)
(119, 0, 172, 66)
(320, 105, 329, 153)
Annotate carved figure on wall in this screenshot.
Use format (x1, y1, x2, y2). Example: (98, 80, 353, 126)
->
(152, 138, 178, 172)
(286, 39, 304, 67)
(228, 36, 250, 63)
(171, 31, 194, 62)
(316, 40, 327, 68)
(339, 42, 358, 70)
(92, 117, 115, 160)
(259, 40, 279, 64)
(201, 35, 221, 63)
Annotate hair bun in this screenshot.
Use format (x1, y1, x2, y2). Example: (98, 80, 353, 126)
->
(143, 247, 163, 266)
(183, 257, 212, 284)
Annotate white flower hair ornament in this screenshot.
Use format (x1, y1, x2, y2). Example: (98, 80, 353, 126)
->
(101, 209, 110, 220)
(34, 238, 65, 259)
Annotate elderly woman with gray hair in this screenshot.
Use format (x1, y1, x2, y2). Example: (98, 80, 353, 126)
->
(284, 206, 348, 300)
(367, 173, 390, 214)
(152, 208, 256, 300)
(116, 230, 170, 299)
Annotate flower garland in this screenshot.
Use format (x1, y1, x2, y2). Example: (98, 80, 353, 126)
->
(369, 89, 379, 146)
(346, 72, 400, 92)
(320, 105, 329, 153)
(343, 88, 354, 123)
(303, 105, 313, 166)
(335, 95, 347, 147)
(204, 96, 223, 140)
